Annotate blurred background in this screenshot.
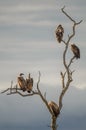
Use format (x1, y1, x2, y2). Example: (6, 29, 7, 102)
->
(0, 0, 86, 130)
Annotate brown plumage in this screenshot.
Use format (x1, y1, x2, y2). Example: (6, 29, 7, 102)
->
(48, 101, 60, 117)
(26, 73, 33, 93)
(17, 73, 26, 91)
(71, 44, 80, 59)
(55, 24, 64, 43)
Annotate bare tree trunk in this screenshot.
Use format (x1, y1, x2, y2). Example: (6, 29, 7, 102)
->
(51, 116, 57, 130)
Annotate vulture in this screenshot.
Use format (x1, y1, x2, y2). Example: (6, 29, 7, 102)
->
(48, 101, 60, 117)
(55, 24, 64, 43)
(71, 44, 80, 59)
(17, 73, 26, 91)
(26, 73, 33, 93)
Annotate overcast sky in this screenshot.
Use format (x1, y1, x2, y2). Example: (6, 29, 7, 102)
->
(0, 0, 86, 130)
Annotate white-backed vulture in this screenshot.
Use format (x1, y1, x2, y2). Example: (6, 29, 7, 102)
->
(17, 73, 26, 92)
(48, 101, 60, 117)
(55, 24, 64, 43)
(26, 73, 33, 93)
(71, 44, 80, 59)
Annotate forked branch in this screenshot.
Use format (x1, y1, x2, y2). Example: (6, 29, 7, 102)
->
(1, 71, 54, 116)
(61, 6, 82, 44)
(59, 6, 82, 111)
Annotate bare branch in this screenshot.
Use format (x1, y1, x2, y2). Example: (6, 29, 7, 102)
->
(61, 6, 82, 44)
(1, 71, 53, 116)
(61, 6, 82, 24)
(1, 79, 39, 97)
(61, 6, 76, 23)
(37, 71, 41, 92)
(62, 39, 66, 45)
(7, 90, 39, 97)
(36, 71, 54, 116)
(1, 88, 10, 94)
(1, 86, 39, 97)
(68, 56, 76, 68)
(59, 7, 82, 111)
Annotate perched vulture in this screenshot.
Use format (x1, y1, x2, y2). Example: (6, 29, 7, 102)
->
(48, 101, 60, 117)
(55, 24, 64, 43)
(71, 44, 80, 59)
(26, 73, 33, 93)
(17, 73, 26, 91)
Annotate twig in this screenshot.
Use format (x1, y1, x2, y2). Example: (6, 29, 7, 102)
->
(1, 88, 10, 94)
(61, 6, 82, 44)
(7, 90, 39, 97)
(36, 71, 54, 116)
(68, 56, 76, 68)
(62, 39, 66, 45)
(61, 6, 76, 23)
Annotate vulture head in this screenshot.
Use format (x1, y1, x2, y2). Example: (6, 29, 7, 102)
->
(19, 73, 24, 76)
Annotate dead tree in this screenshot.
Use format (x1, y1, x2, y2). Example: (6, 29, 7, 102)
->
(1, 6, 82, 130)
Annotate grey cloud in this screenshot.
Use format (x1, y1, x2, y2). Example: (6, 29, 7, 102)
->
(0, 0, 57, 26)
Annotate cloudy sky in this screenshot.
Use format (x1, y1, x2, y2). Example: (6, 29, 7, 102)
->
(0, 0, 86, 130)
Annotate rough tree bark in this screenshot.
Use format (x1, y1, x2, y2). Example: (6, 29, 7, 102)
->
(1, 6, 82, 130)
